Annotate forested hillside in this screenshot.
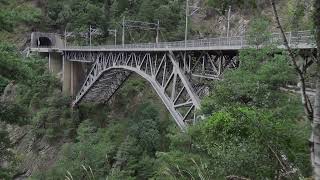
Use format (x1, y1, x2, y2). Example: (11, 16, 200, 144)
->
(0, 0, 318, 179)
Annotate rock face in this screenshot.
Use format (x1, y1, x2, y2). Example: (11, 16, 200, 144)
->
(190, 0, 313, 38)
(0, 83, 66, 179)
(7, 124, 66, 179)
(1, 82, 17, 102)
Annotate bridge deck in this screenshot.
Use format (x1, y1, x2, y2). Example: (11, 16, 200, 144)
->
(28, 30, 317, 129)
(30, 31, 316, 53)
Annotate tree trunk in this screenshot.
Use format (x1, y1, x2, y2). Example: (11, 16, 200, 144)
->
(314, 0, 320, 178)
(270, 0, 313, 120)
(270, 0, 320, 178)
(313, 72, 320, 179)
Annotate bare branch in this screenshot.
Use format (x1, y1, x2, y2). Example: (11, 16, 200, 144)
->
(269, 0, 313, 120)
(314, 0, 320, 64)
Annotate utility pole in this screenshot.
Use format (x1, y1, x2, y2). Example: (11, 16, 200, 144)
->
(122, 16, 125, 46)
(64, 28, 67, 48)
(89, 25, 92, 48)
(185, 0, 189, 48)
(156, 20, 160, 44)
(227, 6, 231, 38)
(115, 29, 117, 45)
(108, 29, 117, 45)
(184, 0, 200, 47)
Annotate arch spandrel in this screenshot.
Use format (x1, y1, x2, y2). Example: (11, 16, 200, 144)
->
(69, 50, 238, 129)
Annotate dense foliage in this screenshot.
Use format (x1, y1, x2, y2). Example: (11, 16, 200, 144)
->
(0, 0, 314, 179)
(0, 0, 41, 32)
(33, 102, 171, 179)
(0, 130, 14, 179)
(45, 0, 185, 44)
(154, 47, 310, 179)
(23, 47, 310, 179)
(206, 0, 260, 13)
(0, 43, 68, 178)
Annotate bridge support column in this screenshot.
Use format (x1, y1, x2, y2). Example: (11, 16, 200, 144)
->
(63, 57, 86, 96)
(48, 52, 63, 76)
(63, 56, 72, 95)
(71, 61, 86, 96)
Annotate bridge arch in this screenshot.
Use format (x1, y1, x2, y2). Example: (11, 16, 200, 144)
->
(68, 50, 240, 129)
(72, 51, 204, 129)
(30, 30, 316, 129)
(89, 66, 190, 129)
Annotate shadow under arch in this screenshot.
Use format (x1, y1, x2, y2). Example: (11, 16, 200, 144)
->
(78, 66, 189, 129)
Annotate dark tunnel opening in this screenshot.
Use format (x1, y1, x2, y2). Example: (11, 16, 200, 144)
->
(38, 37, 52, 47)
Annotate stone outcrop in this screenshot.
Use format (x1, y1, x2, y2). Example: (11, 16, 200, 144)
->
(7, 124, 67, 179)
(0, 83, 67, 179)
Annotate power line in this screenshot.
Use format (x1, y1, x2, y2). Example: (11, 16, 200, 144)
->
(185, 0, 201, 47)
(121, 16, 160, 46)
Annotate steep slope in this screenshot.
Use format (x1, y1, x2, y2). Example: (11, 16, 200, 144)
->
(0, 0, 315, 179)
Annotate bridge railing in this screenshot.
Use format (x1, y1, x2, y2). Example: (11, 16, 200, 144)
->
(32, 30, 315, 51)
(270, 31, 315, 45)
(30, 46, 60, 49)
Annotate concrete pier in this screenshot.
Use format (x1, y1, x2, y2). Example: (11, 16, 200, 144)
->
(71, 61, 86, 96)
(30, 32, 88, 96)
(62, 57, 86, 96)
(48, 52, 63, 75)
(62, 56, 71, 95)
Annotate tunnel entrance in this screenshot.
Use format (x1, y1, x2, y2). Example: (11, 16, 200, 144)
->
(38, 37, 52, 47)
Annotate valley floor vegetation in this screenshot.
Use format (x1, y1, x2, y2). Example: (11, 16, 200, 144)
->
(0, 42, 311, 179)
(0, 0, 316, 179)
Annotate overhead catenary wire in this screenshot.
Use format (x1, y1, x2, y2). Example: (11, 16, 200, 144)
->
(121, 17, 160, 45)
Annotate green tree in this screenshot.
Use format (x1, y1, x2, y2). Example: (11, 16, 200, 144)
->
(156, 47, 310, 179)
(313, 0, 320, 178)
(246, 16, 272, 47)
(0, 129, 13, 179)
(0, 0, 40, 32)
(206, 0, 257, 13)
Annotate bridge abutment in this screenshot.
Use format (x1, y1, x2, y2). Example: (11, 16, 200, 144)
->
(62, 57, 86, 96)
(62, 57, 72, 95)
(48, 52, 63, 76)
(71, 61, 86, 96)
(37, 51, 87, 97)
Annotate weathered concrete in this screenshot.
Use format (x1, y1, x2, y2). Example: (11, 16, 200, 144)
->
(62, 56, 71, 95)
(48, 52, 63, 75)
(31, 32, 64, 48)
(70, 61, 86, 96)
(62, 56, 86, 96)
